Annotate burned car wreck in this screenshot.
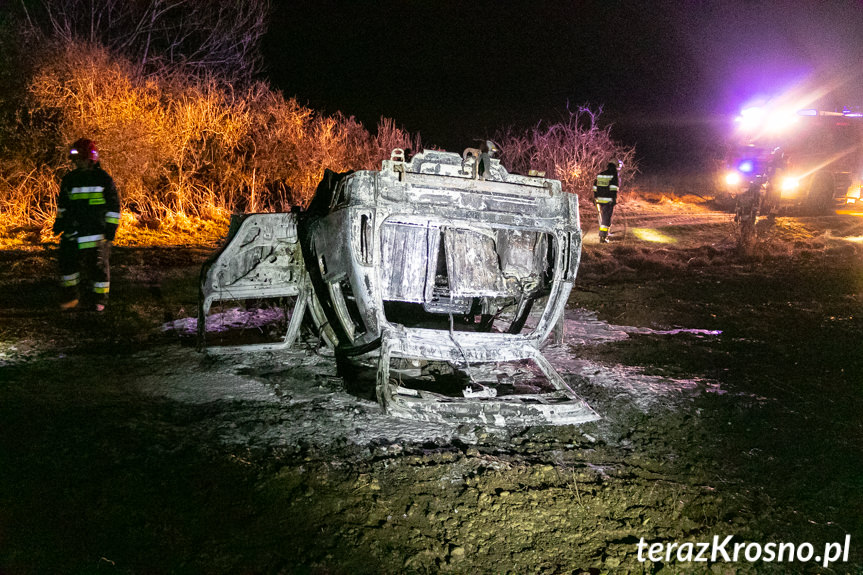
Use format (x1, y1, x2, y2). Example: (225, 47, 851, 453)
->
(199, 148, 598, 426)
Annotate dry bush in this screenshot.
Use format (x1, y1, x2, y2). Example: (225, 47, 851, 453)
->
(283, 112, 420, 205)
(370, 117, 423, 164)
(1, 40, 423, 234)
(239, 93, 420, 210)
(0, 163, 58, 228)
(23, 0, 268, 85)
(159, 78, 251, 218)
(494, 105, 637, 203)
(236, 86, 314, 211)
(27, 43, 175, 216)
(25, 44, 250, 219)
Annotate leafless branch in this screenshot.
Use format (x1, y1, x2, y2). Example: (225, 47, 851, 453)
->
(26, 0, 270, 84)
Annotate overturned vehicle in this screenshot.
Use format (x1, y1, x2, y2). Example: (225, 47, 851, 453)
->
(199, 149, 598, 426)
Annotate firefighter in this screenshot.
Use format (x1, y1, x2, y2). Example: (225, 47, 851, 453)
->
(762, 147, 786, 218)
(477, 140, 498, 180)
(52, 138, 121, 311)
(593, 161, 619, 243)
(734, 174, 764, 252)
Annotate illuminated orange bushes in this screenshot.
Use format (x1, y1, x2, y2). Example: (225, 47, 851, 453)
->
(494, 106, 637, 202)
(1, 42, 420, 233)
(0, 41, 634, 239)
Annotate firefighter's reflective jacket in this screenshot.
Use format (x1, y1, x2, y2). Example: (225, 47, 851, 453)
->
(592, 166, 619, 206)
(53, 165, 121, 246)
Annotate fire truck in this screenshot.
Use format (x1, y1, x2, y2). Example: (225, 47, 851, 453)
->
(721, 106, 863, 213)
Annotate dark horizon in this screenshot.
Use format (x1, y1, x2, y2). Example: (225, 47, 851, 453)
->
(262, 1, 863, 173)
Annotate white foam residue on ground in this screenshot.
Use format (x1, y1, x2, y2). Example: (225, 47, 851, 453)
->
(132, 346, 477, 448)
(136, 371, 282, 404)
(542, 344, 725, 412)
(145, 307, 727, 447)
(163, 308, 285, 334)
(544, 308, 726, 411)
(562, 308, 721, 345)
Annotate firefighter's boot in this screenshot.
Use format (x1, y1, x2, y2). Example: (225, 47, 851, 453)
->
(60, 298, 79, 310)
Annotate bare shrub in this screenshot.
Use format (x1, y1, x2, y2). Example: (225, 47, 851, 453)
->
(494, 105, 637, 203)
(292, 112, 370, 201)
(0, 163, 58, 228)
(367, 117, 423, 166)
(24, 43, 250, 219)
(21, 0, 269, 85)
(159, 78, 251, 218)
(2, 40, 424, 232)
(27, 44, 173, 214)
(241, 104, 421, 210)
(236, 86, 313, 211)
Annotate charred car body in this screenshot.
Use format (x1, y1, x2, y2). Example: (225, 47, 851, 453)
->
(199, 149, 598, 426)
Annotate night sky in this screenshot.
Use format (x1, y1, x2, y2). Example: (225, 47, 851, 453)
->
(262, 1, 863, 172)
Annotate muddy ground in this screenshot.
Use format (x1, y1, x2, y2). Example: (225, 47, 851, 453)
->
(1, 203, 862, 574)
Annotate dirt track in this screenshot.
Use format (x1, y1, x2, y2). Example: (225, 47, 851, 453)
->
(1, 206, 862, 573)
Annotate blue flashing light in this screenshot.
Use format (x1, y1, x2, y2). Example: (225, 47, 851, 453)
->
(738, 160, 755, 174)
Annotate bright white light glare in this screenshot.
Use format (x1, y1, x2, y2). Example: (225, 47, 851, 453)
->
(779, 176, 800, 199)
(737, 102, 808, 133)
(736, 107, 764, 131)
(780, 177, 799, 191)
(765, 108, 799, 133)
(725, 171, 742, 186)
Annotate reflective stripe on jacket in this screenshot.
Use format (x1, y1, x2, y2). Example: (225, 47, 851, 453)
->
(53, 165, 121, 241)
(592, 168, 619, 204)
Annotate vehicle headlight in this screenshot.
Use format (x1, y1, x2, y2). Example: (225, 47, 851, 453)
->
(847, 186, 861, 200)
(780, 177, 800, 192)
(725, 171, 742, 186)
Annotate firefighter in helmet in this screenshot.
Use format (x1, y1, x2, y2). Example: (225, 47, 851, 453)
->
(593, 161, 620, 243)
(52, 138, 121, 311)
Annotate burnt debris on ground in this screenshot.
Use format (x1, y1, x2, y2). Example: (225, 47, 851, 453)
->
(0, 211, 862, 573)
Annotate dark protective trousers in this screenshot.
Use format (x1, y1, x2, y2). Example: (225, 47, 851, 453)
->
(59, 238, 111, 304)
(596, 202, 615, 241)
